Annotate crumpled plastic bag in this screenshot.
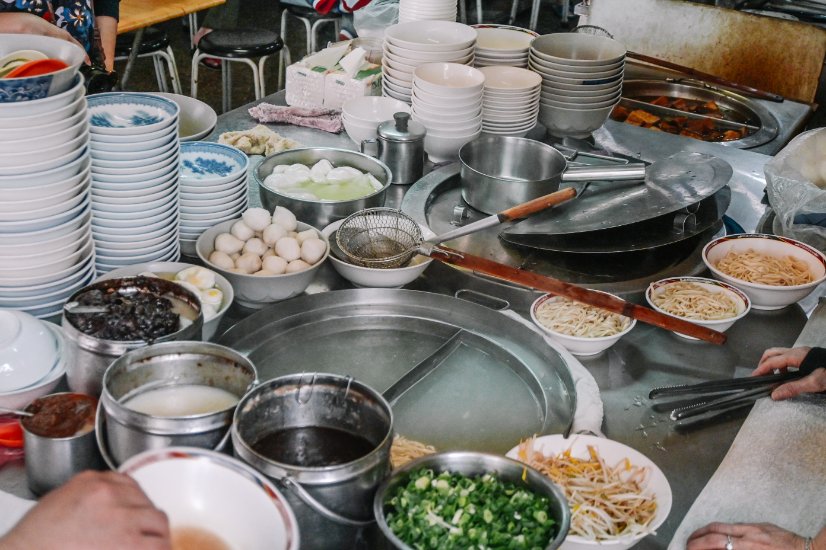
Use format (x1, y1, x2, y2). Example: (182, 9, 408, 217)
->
(353, 0, 398, 38)
(765, 127, 826, 252)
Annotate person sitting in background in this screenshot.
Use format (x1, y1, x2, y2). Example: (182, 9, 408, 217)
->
(754, 346, 826, 400)
(0, 471, 171, 550)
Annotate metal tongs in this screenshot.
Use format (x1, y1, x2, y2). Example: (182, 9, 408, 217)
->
(649, 362, 819, 427)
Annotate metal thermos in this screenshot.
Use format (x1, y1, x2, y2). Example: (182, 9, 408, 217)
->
(360, 112, 426, 185)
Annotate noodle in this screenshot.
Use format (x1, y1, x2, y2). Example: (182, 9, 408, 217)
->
(651, 281, 739, 320)
(716, 249, 813, 286)
(516, 437, 658, 541)
(390, 435, 436, 469)
(535, 297, 630, 338)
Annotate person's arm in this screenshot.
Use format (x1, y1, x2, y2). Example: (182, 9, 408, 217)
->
(0, 471, 171, 550)
(687, 522, 826, 550)
(753, 346, 826, 400)
(0, 12, 81, 47)
(95, 15, 117, 72)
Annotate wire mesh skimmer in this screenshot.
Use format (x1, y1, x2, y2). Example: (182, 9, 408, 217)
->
(336, 208, 424, 269)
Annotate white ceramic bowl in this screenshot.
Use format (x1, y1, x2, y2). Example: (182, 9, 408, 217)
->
(119, 448, 299, 550)
(385, 21, 477, 52)
(95, 228, 177, 253)
(0, 127, 87, 167)
(91, 161, 177, 184)
(0, 34, 85, 103)
(0, 74, 84, 117)
(412, 84, 483, 107)
(530, 292, 636, 356)
(0, 255, 94, 297)
(0, 325, 66, 409)
(530, 33, 627, 66)
(529, 55, 625, 75)
(0, 149, 89, 189)
(92, 168, 178, 192)
(0, 140, 88, 177)
(343, 115, 379, 145)
(0, 221, 89, 257)
(505, 433, 672, 550)
(89, 123, 176, 145)
(197, 219, 329, 308)
(321, 219, 433, 288)
(96, 240, 180, 268)
(475, 26, 537, 52)
(0, 92, 84, 129)
(412, 110, 482, 133)
(150, 92, 217, 141)
(0, 265, 94, 308)
(385, 43, 476, 62)
(541, 89, 621, 105)
(539, 102, 615, 138)
(0, 228, 91, 271)
(645, 276, 751, 340)
(424, 129, 482, 163)
(0, 191, 89, 233)
(542, 78, 622, 93)
(179, 186, 246, 208)
(702, 233, 826, 310)
(91, 138, 177, 163)
(0, 310, 60, 392)
(479, 65, 541, 92)
(0, 107, 87, 143)
(0, 177, 86, 213)
(540, 93, 621, 110)
(342, 96, 410, 124)
(0, 237, 93, 283)
(413, 62, 485, 95)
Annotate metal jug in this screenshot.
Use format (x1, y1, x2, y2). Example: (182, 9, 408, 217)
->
(360, 112, 426, 185)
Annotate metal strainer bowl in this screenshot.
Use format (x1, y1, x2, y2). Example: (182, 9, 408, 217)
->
(336, 208, 424, 269)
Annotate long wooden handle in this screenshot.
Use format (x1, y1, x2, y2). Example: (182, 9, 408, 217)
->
(499, 186, 577, 222)
(428, 245, 727, 345)
(627, 51, 784, 103)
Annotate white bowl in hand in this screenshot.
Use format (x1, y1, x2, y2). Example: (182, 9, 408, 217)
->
(0, 310, 61, 392)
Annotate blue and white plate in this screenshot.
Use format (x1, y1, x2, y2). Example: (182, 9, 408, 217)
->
(87, 92, 179, 135)
(179, 141, 248, 184)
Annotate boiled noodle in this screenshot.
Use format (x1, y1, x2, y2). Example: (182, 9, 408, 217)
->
(651, 281, 739, 320)
(535, 297, 630, 338)
(390, 435, 436, 470)
(715, 249, 813, 286)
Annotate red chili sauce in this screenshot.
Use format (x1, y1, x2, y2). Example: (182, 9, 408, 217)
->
(22, 394, 97, 438)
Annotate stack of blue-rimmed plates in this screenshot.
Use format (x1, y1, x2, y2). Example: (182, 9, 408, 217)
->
(178, 142, 249, 257)
(0, 74, 95, 319)
(87, 92, 181, 275)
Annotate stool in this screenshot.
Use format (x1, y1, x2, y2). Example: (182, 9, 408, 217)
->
(278, 5, 342, 89)
(115, 27, 181, 94)
(191, 29, 283, 114)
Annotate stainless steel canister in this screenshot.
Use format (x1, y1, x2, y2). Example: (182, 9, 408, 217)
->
(361, 113, 426, 185)
(232, 373, 394, 550)
(62, 277, 204, 397)
(98, 341, 257, 467)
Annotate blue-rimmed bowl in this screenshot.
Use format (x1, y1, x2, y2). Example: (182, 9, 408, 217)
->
(0, 35, 85, 104)
(179, 141, 249, 185)
(87, 92, 179, 136)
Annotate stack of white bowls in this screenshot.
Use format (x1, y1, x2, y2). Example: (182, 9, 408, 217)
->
(529, 33, 626, 138)
(398, 0, 456, 23)
(479, 66, 541, 137)
(178, 142, 249, 257)
(382, 21, 477, 104)
(473, 24, 537, 68)
(411, 62, 485, 163)
(0, 76, 95, 318)
(342, 96, 411, 145)
(88, 92, 182, 275)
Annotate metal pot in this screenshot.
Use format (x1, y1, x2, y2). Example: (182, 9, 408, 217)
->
(98, 341, 257, 467)
(459, 135, 646, 214)
(256, 147, 392, 228)
(232, 373, 394, 550)
(62, 277, 204, 397)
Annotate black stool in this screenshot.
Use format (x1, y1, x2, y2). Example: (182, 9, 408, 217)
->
(278, 5, 342, 89)
(191, 29, 284, 113)
(115, 27, 181, 93)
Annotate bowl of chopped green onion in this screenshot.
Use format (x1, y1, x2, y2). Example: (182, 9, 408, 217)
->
(374, 451, 571, 550)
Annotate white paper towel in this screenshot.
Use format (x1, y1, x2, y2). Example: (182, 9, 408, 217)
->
(0, 489, 34, 537)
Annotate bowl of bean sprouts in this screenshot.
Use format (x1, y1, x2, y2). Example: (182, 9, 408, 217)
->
(529, 292, 636, 356)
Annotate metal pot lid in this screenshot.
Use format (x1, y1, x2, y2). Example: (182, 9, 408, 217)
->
(504, 151, 733, 237)
(377, 112, 426, 142)
(217, 289, 576, 454)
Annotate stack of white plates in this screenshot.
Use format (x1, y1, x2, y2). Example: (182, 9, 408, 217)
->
(479, 66, 541, 137)
(0, 76, 95, 318)
(529, 33, 626, 138)
(411, 62, 484, 163)
(472, 24, 538, 68)
(87, 92, 181, 275)
(178, 142, 249, 257)
(398, 0, 456, 23)
(382, 21, 477, 104)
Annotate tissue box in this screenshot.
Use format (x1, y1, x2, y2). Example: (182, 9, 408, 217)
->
(323, 64, 382, 109)
(285, 64, 329, 108)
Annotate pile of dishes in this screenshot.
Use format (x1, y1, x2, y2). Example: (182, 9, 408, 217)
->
(529, 33, 626, 138)
(0, 75, 94, 318)
(88, 92, 181, 275)
(411, 62, 485, 163)
(479, 66, 541, 137)
(178, 141, 249, 257)
(472, 24, 537, 68)
(341, 96, 411, 145)
(398, 0, 456, 23)
(382, 21, 477, 104)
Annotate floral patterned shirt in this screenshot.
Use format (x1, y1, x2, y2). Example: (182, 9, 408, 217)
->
(0, 0, 115, 54)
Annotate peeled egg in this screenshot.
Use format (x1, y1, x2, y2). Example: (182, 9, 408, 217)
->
(176, 280, 202, 298)
(214, 233, 244, 255)
(200, 288, 224, 307)
(262, 223, 287, 246)
(272, 206, 298, 231)
(176, 266, 216, 290)
(301, 238, 326, 265)
(235, 253, 262, 274)
(263, 248, 276, 258)
(262, 255, 287, 274)
(296, 228, 317, 245)
(230, 252, 240, 261)
(286, 260, 311, 273)
(230, 220, 255, 241)
(275, 237, 301, 262)
(253, 269, 275, 276)
(243, 237, 268, 257)
(242, 208, 272, 232)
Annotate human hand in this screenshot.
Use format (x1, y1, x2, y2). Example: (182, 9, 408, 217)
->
(0, 471, 171, 550)
(753, 346, 826, 400)
(687, 522, 806, 550)
(0, 12, 84, 49)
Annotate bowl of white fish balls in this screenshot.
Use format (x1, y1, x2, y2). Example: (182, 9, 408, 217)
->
(255, 147, 392, 228)
(196, 206, 329, 308)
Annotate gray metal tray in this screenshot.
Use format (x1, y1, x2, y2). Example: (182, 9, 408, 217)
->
(217, 289, 577, 454)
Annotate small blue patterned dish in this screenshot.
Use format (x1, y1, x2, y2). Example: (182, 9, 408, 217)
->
(0, 35, 85, 104)
(87, 92, 179, 135)
(179, 142, 249, 184)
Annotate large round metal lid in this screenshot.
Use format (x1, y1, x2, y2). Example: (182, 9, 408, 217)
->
(377, 112, 426, 142)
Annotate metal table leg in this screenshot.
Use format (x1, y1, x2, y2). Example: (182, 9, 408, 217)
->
(118, 27, 144, 90)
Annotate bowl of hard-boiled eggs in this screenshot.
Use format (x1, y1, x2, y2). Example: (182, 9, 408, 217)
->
(98, 263, 233, 341)
(196, 206, 329, 308)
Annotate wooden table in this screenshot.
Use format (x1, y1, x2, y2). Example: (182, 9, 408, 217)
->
(117, 0, 226, 89)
